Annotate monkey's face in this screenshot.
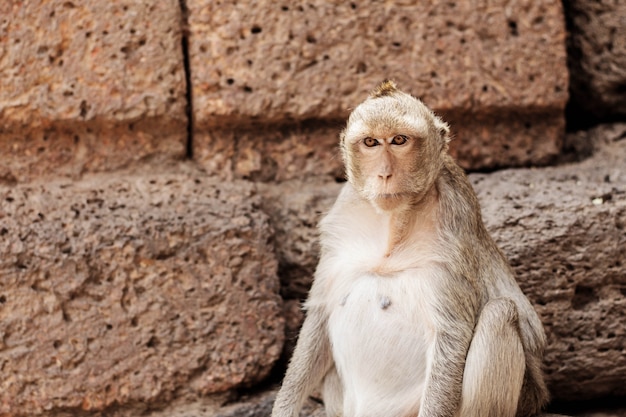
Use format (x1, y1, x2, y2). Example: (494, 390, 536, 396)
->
(347, 132, 420, 211)
(341, 90, 449, 211)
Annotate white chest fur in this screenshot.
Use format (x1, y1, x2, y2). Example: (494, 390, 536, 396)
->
(327, 269, 437, 417)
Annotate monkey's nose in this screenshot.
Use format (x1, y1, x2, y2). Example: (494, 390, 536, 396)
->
(378, 173, 392, 180)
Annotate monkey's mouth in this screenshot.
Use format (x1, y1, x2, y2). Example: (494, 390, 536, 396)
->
(371, 192, 409, 211)
(377, 192, 405, 199)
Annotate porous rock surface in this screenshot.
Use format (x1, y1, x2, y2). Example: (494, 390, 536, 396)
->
(565, 0, 626, 118)
(190, 0, 568, 176)
(195, 123, 345, 183)
(0, 1, 188, 183)
(0, 167, 284, 415)
(260, 128, 626, 400)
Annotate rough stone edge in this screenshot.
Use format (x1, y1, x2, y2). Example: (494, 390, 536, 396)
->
(0, 118, 188, 184)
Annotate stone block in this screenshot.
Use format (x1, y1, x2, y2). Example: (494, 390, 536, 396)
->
(260, 129, 626, 400)
(0, 1, 188, 183)
(189, 0, 568, 174)
(565, 0, 626, 118)
(194, 123, 344, 183)
(0, 168, 283, 415)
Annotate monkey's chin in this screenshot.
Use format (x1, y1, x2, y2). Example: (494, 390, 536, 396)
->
(372, 193, 408, 212)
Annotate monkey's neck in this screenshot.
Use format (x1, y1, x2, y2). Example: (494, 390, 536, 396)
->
(383, 186, 439, 257)
(384, 212, 410, 258)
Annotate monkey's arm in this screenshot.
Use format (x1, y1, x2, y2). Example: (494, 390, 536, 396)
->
(272, 306, 333, 417)
(419, 277, 478, 417)
(420, 329, 474, 417)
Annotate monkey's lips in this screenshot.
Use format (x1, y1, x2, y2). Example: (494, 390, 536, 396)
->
(376, 192, 406, 199)
(372, 193, 408, 211)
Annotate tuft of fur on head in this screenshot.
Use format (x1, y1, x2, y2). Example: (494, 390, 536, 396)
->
(369, 79, 398, 98)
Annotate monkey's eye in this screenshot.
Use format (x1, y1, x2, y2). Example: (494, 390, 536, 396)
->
(363, 137, 379, 147)
(391, 135, 408, 145)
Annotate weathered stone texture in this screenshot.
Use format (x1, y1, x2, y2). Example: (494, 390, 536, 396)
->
(194, 123, 345, 183)
(260, 129, 626, 400)
(0, 168, 283, 415)
(260, 178, 340, 359)
(189, 0, 567, 123)
(565, 0, 626, 118)
(0, 1, 188, 183)
(190, 0, 568, 175)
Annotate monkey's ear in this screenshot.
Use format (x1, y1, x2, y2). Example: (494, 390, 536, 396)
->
(339, 129, 348, 160)
(435, 117, 451, 144)
(339, 128, 347, 145)
(370, 79, 398, 98)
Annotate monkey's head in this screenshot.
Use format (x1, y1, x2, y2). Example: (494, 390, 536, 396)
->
(340, 80, 451, 211)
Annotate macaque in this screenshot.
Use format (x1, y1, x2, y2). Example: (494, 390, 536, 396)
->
(272, 80, 548, 417)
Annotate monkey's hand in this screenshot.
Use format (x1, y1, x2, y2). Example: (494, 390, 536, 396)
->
(271, 308, 333, 417)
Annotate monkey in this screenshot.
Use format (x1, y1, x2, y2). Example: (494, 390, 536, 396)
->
(271, 80, 549, 417)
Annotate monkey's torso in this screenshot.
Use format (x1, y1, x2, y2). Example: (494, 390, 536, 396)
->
(310, 184, 448, 416)
(307, 182, 543, 417)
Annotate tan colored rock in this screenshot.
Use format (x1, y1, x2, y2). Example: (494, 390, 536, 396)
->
(566, 0, 626, 118)
(0, 1, 188, 183)
(195, 124, 344, 183)
(0, 167, 284, 416)
(260, 128, 626, 400)
(189, 0, 568, 176)
(189, 0, 567, 124)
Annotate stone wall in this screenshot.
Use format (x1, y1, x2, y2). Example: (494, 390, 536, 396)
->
(0, 1, 188, 184)
(0, 0, 625, 416)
